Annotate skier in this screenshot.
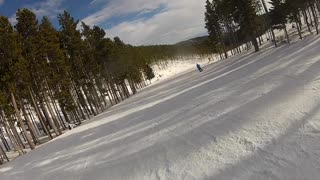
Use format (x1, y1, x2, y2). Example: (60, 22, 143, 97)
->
(196, 63, 203, 72)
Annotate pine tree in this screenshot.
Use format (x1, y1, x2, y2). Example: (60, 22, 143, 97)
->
(270, 0, 290, 43)
(0, 16, 35, 149)
(229, 0, 260, 52)
(260, 0, 278, 47)
(58, 11, 92, 119)
(285, 0, 304, 38)
(36, 17, 73, 127)
(16, 9, 62, 137)
(143, 64, 155, 83)
(205, 0, 228, 58)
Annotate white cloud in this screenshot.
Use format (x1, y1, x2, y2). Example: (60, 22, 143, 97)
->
(83, 0, 166, 27)
(9, 0, 64, 24)
(82, 0, 207, 45)
(8, 14, 17, 25)
(0, 0, 4, 6)
(29, 0, 64, 19)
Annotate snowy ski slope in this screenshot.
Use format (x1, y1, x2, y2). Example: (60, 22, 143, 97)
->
(1, 36, 320, 180)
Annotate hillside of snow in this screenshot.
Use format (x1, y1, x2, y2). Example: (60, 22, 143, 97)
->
(1, 35, 320, 180)
(150, 57, 215, 84)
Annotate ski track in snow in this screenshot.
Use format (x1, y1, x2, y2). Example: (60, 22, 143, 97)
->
(2, 36, 320, 180)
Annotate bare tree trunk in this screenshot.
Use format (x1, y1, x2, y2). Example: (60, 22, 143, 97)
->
(116, 84, 125, 101)
(0, 145, 9, 162)
(60, 107, 71, 123)
(315, 0, 320, 12)
(104, 83, 115, 106)
(72, 81, 91, 118)
(22, 105, 39, 144)
(303, 9, 312, 33)
(284, 25, 290, 43)
(121, 82, 130, 98)
(296, 18, 303, 39)
(221, 41, 228, 59)
(28, 105, 41, 137)
(96, 80, 108, 107)
(218, 49, 223, 60)
(8, 116, 25, 149)
(3, 120, 24, 155)
(39, 99, 59, 136)
(52, 100, 66, 130)
(44, 94, 62, 135)
(47, 87, 66, 130)
(258, 36, 262, 46)
(82, 87, 97, 116)
(90, 85, 103, 112)
(29, 87, 52, 139)
(129, 79, 137, 95)
(87, 85, 102, 113)
(307, 6, 314, 26)
(110, 83, 120, 104)
(70, 86, 90, 119)
(251, 36, 260, 52)
(105, 87, 113, 106)
(260, 0, 277, 47)
(72, 110, 81, 123)
(11, 93, 35, 150)
(95, 84, 107, 110)
(310, 2, 319, 34)
(0, 128, 10, 151)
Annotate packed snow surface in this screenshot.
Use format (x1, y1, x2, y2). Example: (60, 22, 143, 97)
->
(1, 36, 320, 180)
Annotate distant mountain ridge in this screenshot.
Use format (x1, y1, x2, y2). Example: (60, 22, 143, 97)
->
(175, 36, 209, 46)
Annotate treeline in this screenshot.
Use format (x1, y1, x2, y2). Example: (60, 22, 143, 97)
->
(135, 39, 217, 62)
(0, 9, 161, 159)
(205, 0, 320, 58)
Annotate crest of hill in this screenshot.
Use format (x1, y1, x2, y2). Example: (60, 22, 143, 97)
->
(175, 36, 209, 46)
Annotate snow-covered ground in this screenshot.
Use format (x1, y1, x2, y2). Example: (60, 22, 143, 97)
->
(2, 35, 320, 180)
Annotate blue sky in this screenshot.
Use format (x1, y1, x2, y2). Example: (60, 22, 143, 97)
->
(0, 0, 208, 45)
(0, 0, 272, 45)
